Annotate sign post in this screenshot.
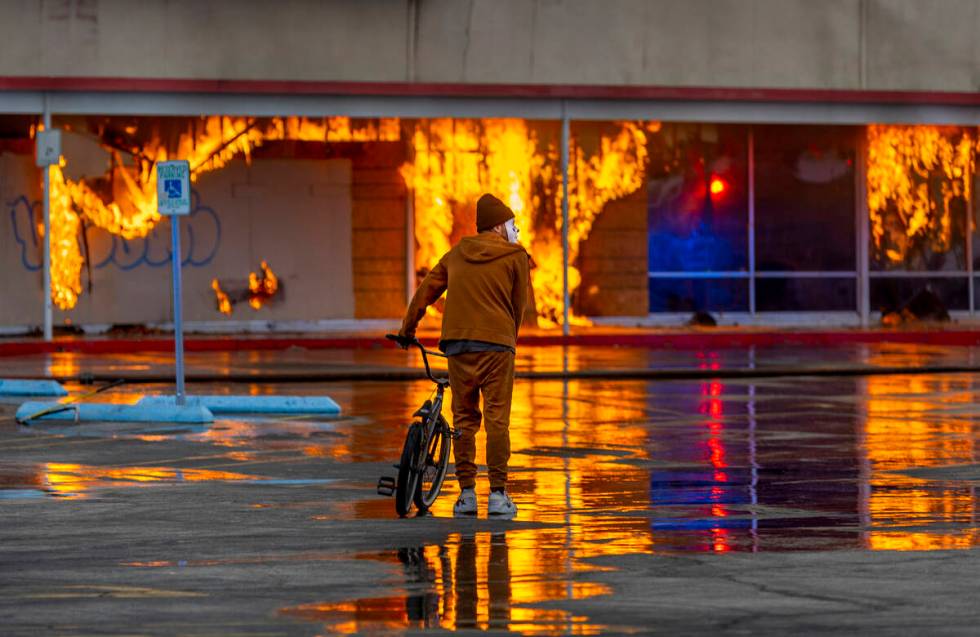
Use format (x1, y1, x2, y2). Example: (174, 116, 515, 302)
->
(36, 122, 61, 342)
(156, 160, 191, 405)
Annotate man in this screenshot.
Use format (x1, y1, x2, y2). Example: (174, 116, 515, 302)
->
(398, 193, 530, 517)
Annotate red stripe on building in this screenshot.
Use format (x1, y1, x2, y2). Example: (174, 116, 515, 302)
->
(2, 76, 980, 106)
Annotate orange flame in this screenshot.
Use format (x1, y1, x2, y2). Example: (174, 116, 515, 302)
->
(867, 124, 976, 265)
(211, 279, 232, 315)
(46, 117, 399, 310)
(248, 260, 279, 310)
(401, 119, 651, 328)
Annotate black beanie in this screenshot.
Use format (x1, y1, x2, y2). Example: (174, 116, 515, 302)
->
(476, 193, 515, 232)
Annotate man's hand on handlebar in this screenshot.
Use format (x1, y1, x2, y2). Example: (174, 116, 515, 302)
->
(386, 333, 416, 350)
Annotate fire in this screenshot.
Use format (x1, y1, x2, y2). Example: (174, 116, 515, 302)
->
(44, 113, 649, 327)
(45, 117, 399, 309)
(211, 279, 232, 315)
(210, 261, 280, 314)
(867, 124, 977, 265)
(46, 162, 83, 310)
(248, 260, 279, 310)
(401, 119, 651, 327)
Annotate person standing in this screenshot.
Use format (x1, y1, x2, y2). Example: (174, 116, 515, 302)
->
(398, 193, 530, 516)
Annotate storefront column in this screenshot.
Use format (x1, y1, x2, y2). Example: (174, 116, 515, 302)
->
(967, 186, 974, 316)
(856, 128, 870, 326)
(560, 102, 570, 336)
(748, 127, 756, 317)
(41, 95, 52, 341)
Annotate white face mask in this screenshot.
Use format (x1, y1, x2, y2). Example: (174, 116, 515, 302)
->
(504, 218, 520, 244)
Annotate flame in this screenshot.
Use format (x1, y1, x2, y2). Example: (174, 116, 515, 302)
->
(402, 119, 651, 328)
(45, 117, 399, 310)
(209, 261, 280, 314)
(45, 114, 649, 325)
(211, 279, 232, 315)
(47, 162, 83, 310)
(867, 124, 976, 265)
(248, 260, 279, 310)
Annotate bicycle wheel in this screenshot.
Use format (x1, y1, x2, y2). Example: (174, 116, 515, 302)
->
(413, 415, 452, 511)
(395, 423, 422, 517)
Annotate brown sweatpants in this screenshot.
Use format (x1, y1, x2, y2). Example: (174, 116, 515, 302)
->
(447, 350, 515, 490)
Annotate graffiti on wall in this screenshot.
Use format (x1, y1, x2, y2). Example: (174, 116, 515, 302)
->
(9, 190, 221, 273)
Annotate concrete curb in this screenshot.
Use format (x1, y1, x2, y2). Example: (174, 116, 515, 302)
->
(16, 401, 214, 424)
(137, 395, 341, 415)
(0, 379, 68, 397)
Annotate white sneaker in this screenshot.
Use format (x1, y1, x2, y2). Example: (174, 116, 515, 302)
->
(488, 490, 517, 517)
(454, 488, 477, 515)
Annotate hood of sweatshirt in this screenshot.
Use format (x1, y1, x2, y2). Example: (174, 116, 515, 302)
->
(457, 233, 527, 263)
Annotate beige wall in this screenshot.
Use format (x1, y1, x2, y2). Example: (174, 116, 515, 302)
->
(0, 154, 356, 328)
(0, 0, 977, 93)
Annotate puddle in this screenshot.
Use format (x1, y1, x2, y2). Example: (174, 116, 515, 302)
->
(280, 531, 610, 635)
(0, 462, 325, 499)
(348, 373, 980, 554)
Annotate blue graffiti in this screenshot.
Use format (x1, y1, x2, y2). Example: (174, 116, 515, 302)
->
(9, 195, 42, 271)
(8, 189, 221, 272)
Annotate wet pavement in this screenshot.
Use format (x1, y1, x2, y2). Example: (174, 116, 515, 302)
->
(1, 344, 980, 634)
(6, 340, 980, 383)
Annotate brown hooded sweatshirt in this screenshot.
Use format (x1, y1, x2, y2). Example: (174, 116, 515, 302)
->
(400, 232, 530, 350)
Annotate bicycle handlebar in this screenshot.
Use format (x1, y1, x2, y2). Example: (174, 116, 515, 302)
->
(385, 334, 447, 384)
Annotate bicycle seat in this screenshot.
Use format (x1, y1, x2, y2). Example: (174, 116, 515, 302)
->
(413, 400, 432, 418)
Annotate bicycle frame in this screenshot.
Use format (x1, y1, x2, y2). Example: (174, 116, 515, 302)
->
(400, 338, 453, 473)
(378, 335, 457, 511)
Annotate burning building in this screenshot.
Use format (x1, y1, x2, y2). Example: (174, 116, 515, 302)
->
(2, 114, 980, 333)
(1, 1, 980, 333)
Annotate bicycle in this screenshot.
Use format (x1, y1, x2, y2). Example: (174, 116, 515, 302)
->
(377, 334, 459, 517)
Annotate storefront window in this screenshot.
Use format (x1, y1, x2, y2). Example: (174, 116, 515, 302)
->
(754, 125, 857, 272)
(648, 279, 748, 313)
(647, 124, 748, 313)
(867, 125, 972, 272)
(756, 277, 856, 312)
(647, 124, 748, 274)
(871, 278, 968, 313)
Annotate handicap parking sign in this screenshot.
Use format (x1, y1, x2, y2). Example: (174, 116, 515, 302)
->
(164, 178, 183, 199)
(157, 160, 191, 215)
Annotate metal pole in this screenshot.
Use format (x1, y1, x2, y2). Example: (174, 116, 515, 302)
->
(171, 216, 186, 405)
(748, 127, 756, 317)
(42, 95, 52, 341)
(967, 178, 974, 316)
(856, 129, 871, 326)
(560, 102, 570, 336)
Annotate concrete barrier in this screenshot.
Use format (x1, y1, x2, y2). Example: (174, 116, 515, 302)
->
(16, 401, 214, 424)
(137, 395, 341, 415)
(0, 379, 68, 397)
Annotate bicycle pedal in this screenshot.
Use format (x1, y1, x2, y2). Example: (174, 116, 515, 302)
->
(376, 476, 396, 497)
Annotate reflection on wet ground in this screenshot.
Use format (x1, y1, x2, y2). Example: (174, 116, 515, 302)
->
(289, 370, 979, 633)
(280, 533, 610, 635)
(5, 341, 980, 381)
(0, 461, 337, 499)
(3, 344, 980, 634)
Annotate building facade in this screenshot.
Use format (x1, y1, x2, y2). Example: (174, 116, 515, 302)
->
(1, 0, 979, 332)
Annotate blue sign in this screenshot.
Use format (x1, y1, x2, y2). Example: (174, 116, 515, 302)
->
(157, 160, 191, 216)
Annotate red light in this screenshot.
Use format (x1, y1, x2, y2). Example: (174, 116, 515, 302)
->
(709, 177, 726, 195)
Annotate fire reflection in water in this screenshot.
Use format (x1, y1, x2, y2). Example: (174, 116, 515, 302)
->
(38, 462, 258, 498)
(280, 531, 609, 635)
(862, 371, 979, 550)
